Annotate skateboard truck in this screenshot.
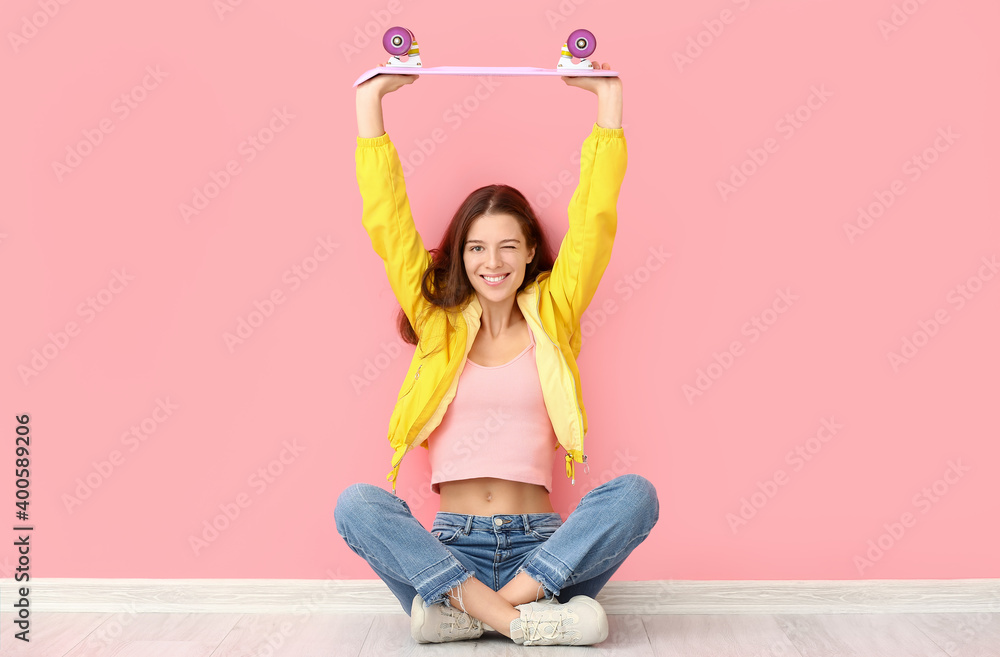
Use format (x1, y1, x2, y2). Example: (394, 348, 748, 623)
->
(379, 27, 597, 70)
(557, 29, 597, 70)
(383, 26, 422, 67)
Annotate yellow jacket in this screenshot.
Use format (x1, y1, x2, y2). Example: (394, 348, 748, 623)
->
(356, 124, 628, 493)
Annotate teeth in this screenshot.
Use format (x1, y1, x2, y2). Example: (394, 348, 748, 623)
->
(483, 274, 508, 283)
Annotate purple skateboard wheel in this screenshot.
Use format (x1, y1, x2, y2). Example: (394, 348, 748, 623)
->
(383, 27, 413, 56)
(566, 29, 596, 58)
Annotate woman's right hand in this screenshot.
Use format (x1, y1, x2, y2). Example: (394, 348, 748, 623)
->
(357, 63, 418, 97)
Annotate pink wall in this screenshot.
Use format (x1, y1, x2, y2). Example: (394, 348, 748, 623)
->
(2, 0, 997, 583)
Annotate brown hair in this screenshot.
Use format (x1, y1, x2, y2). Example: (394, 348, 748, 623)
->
(397, 184, 556, 346)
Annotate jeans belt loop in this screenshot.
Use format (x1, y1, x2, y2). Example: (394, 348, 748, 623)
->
(464, 515, 474, 535)
(522, 513, 531, 532)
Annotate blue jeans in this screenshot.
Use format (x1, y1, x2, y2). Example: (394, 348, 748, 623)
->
(334, 474, 659, 614)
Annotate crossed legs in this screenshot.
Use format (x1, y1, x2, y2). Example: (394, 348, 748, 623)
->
(446, 570, 546, 637)
(336, 474, 659, 639)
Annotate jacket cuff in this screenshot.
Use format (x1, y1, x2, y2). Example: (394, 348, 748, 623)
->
(591, 123, 625, 139)
(357, 132, 390, 148)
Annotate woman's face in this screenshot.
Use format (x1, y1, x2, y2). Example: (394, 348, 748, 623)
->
(463, 212, 536, 303)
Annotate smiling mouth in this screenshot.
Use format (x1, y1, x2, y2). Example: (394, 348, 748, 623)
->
(481, 273, 510, 284)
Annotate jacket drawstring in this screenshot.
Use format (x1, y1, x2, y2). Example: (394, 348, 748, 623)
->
(387, 464, 401, 495)
(565, 452, 590, 485)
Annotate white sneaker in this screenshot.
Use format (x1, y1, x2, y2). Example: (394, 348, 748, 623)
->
(510, 595, 608, 646)
(410, 594, 484, 643)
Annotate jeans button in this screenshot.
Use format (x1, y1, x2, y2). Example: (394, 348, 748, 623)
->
(494, 518, 503, 526)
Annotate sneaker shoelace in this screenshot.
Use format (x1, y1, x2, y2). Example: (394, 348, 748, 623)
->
(521, 606, 581, 644)
(438, 607, 481, 638)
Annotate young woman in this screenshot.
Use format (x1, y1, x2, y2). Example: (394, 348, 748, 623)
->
(335, 61, 659, 647)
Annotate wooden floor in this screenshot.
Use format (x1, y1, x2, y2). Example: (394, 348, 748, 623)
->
(1, 611, 998, 656)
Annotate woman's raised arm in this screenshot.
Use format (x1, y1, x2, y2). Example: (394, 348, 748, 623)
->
(544, 64, 627, 327)
(355, 66, 433, 334)
(356, 66, 417, 138)
(562, 61, 622, 129)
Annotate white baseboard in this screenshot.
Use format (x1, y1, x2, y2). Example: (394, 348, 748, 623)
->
(3, 578, 998, 614)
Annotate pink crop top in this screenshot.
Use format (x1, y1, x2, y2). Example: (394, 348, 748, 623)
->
(428, 328, 557, 493)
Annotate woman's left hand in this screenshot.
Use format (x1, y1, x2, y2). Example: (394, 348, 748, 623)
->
(562, 61, 622, 95)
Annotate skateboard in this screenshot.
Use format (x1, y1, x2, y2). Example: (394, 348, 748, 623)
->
(353, 27, 619, 87)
